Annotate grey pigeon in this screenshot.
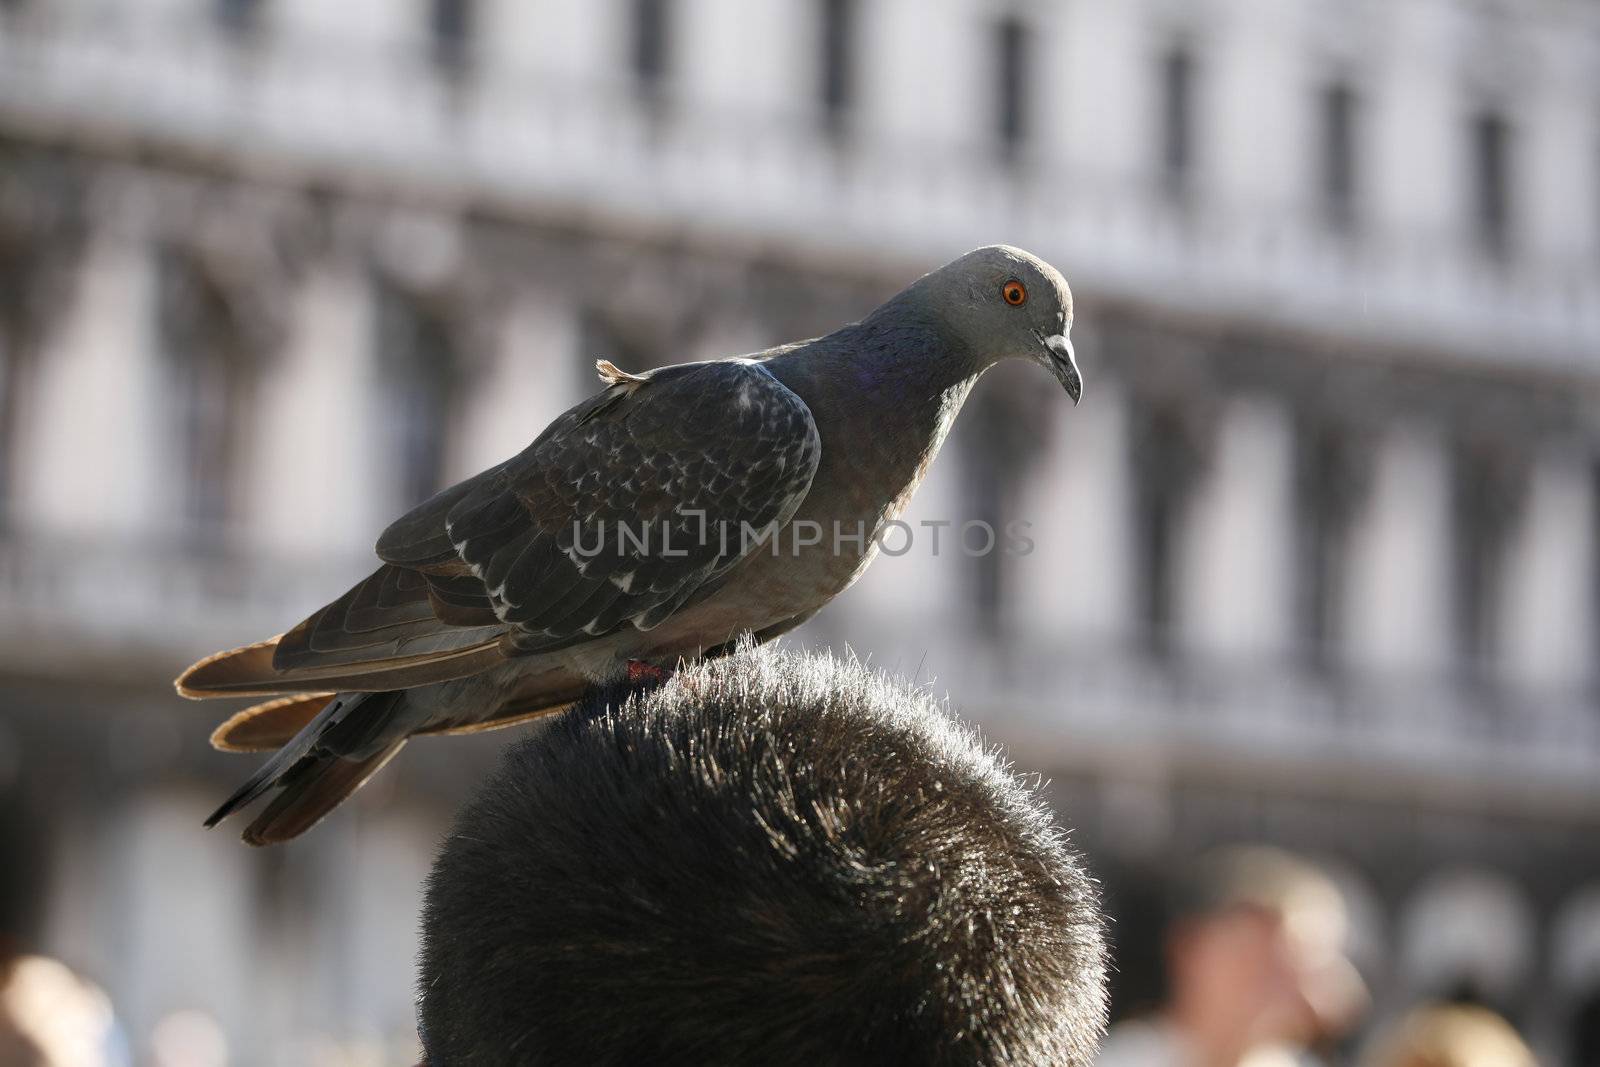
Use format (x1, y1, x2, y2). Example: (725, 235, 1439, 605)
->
(179, 244, 1082, 844)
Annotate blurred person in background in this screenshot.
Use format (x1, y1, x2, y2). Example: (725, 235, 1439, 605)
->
(1360, 1003, 1535, 1067)
(1097, 846, 1366, 1067)
(416, 645, 1109, 1067)
(0, 948, 126, 1067)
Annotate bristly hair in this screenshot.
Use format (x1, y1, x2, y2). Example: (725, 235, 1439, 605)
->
(417, 643, 1107, 1067)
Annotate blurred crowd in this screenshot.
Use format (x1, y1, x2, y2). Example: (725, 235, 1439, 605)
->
(1096, 847, 1539, 1067)
(0, 843, 1552, 1066)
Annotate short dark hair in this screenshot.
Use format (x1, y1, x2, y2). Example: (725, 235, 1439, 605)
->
(418, 645, 1107, 1066)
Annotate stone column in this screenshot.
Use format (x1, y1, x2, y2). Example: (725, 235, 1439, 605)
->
(1496, 442, 1594, 693)
(1178, 392, 1295, 662)
(1448, 432, 1532, 678)
(239, 256, 383, 556)
(14, 199, 167, 538)
(451, 281, 584, 480)
(1343, 421, 1454, 679)
(1123, 383, 1217, 659)
(0, 149, 88, 523)
(1291, 409, 1379, 671)
(1012, 376, 1135, 649)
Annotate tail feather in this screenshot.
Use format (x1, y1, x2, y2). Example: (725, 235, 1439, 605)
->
(210, 693, 337, 752)
(205, 690, 410, 843)
(176, 636, 284, 698)
(241, 742, 406, 847)
(203, 672, 596, 845)
(176, 636, 505, 699)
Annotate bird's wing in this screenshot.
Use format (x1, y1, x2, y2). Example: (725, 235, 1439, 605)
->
(181, 360, 819, 696)
(400, 358, 822, 652)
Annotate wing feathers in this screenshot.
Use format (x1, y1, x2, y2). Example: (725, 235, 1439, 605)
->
(179, 639, 507, 697)
(210, 693, 336, 751)
(181, 359, 820, 702)
(241, 742, 406, 847)
(177, 636, 284, 698)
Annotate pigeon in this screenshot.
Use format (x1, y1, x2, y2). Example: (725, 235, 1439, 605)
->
(179, 244, 1082, 844)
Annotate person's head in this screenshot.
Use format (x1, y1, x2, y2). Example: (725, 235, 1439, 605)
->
(418, 645, 1107, 1066)
(1163, 846, 1365, 1053)
(1361, 1003, 1534, 1067)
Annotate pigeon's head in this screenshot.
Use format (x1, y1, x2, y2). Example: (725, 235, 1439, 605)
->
(913, 244, 1082, 404)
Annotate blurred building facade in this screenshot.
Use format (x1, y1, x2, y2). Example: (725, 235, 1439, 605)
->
(0, 0, 1598, 1062)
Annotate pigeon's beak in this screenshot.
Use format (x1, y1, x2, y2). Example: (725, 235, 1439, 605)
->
(1043, 334, 1082, 405)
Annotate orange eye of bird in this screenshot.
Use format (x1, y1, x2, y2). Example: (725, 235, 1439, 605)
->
(1002, 280, 1027, 306)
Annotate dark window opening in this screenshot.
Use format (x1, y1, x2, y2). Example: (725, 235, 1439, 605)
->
(1137, 483, 1176, 654)
(430, 0, 473, 74)
(959, 380, 1048, 638)
(819, 0, 855, 130)
(216, 0, 262, 37)
(995, 16, 1029, 160)
(1160, 45, 1194, 192)
(1472, 110, 1512, 258)
(157, 250, 252, 534)
(1130, 404, 1198, 656)
(1319, 81, 1358, 229)
(1592, 464, 1600, 680)
(0, 253, 22, 521)
(0, 331, 14, 520)
(1571, 986, 1600, 1067)
(1450, 442, 1523, 675)
(376, 284, 461, 510)
(1294, 423, 1361, 670)
(0, 235, 54, 527)
(632, 0, 671, 96)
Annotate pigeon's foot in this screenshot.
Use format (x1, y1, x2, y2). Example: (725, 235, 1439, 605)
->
(626, 660, 674, 684)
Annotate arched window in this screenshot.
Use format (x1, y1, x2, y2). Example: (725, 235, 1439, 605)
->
(1129, 401, 1204, 656)
(993, 14, 1030, 162)
(1159, 42, 1197, 196)
(1294, 420, 1369, 671)
(958, 367, 1053, 638)
(1318, 81, 1359, 230)
(0, 256, 23, 520)
(374, 281, 462, 511)
(430, 0, 473, 75)
(631, 0, 672, 99)
(1551, 885, 1600, 1065)
(0, 148, 86, 530)
(1399, 869, 1535, 1014)
(156, 247, 256, 538)
(215, 0, 263, 39)
(1571, 988, 1600, 1067)
(1449, 438, 1525, 677)
(817, 0, 855, 133)
(1470, 109, 1513, 259)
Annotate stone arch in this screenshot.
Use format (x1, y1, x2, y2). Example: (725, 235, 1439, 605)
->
(1551, 885, 1600, 1066)
(155, 243, 270, 533)
(369, 210, 507, 509)
(1397, 868, 1536, 1012)
(371, 275, 470, 511)
(0, 140, 89, 520)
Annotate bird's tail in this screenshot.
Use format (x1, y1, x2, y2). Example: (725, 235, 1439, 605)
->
(210, 692, 336, 752)
(236, 742, 405, 847)
(206, 689, 413, 846)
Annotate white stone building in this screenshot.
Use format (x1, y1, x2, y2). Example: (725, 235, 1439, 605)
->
(0, 0, 1598, 1062)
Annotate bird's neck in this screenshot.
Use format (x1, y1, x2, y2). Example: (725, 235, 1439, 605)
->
(778, 315, 984, 431)
(769, 318, 987, 520)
